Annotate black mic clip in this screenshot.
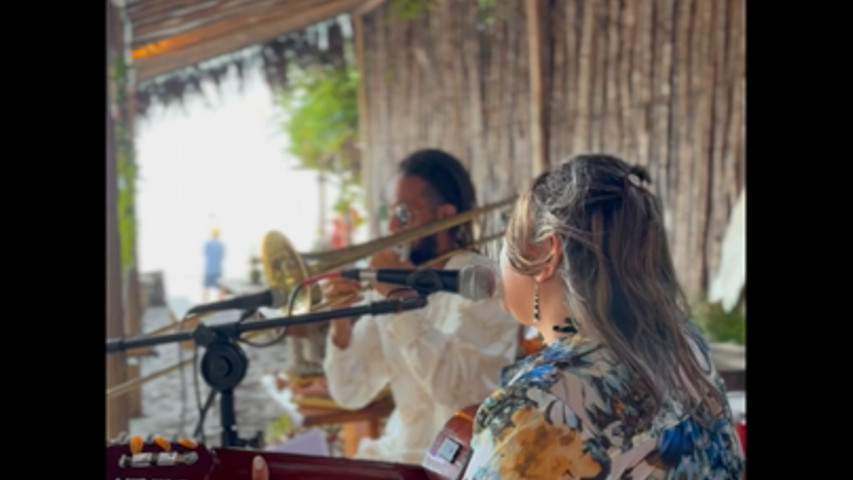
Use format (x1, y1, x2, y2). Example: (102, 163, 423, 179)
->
(192, 323, 217, 347)
(405, 270, 446, 295)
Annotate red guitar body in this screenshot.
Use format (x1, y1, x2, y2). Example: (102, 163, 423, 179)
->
(106, 405, 477, 480)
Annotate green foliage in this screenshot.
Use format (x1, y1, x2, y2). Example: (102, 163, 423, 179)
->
(110, 53, 137, 271)
(477, 0, 497, 27)
(333, 184, 366, 230)
(388, 0, 506, 24)
(478, 0, 512, 28)
(116, 127, 137, 270)
(267, 415, 293, 442)
(691, 299, 745, 345)
(387, 0, 508, 31)
(280, 64, 359, 183)
(278, 59, 364, 221)
(390, 0, 438, 20)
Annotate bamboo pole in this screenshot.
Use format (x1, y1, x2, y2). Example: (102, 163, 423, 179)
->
(107, 0, 129, 439)
(526, 0, 548, 177)
(352, 13, 375, 238)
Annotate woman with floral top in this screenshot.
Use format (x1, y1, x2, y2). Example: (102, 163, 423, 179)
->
(463, 154, 744, 479)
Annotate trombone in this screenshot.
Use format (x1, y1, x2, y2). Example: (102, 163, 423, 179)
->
(106, 196, 516, 401)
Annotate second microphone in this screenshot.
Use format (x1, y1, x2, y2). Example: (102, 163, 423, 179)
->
(338, 265, 497, 301)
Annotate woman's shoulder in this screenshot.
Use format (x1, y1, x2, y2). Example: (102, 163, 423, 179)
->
(476, 334, 614, 431)
(506, 334, 613, 389)
(468, 337, 636, 479)
(470, 331, 744, 479)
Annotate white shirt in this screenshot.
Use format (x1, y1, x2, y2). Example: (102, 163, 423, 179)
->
(323, 251, 519, 465)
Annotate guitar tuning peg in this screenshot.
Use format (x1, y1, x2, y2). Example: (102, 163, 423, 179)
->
(178, 437, 198, 449)
(154, 435, 171, 451)
(110, 432, 129, 445)
(129, 435, 144, 455)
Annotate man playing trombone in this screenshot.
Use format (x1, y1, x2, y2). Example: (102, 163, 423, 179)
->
(321, 149, 519, 464)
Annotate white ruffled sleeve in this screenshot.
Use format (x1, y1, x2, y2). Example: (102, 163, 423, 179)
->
(323, 314, 391, 410)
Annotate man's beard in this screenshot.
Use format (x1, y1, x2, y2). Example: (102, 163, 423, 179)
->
(409, 234, 439, 266)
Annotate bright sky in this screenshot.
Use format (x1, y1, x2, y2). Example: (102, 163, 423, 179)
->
(136, 63, 324, 304)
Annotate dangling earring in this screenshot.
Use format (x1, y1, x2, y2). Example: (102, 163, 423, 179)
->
(533, 282, 541, 323)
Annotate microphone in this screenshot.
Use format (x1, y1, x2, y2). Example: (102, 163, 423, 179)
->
(339, 264, 498, 301)
(186, 288, 287, 315)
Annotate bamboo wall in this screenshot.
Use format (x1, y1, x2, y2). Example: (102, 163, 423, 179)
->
(360, 0, 533, 243)
(358, 0, 745, 299)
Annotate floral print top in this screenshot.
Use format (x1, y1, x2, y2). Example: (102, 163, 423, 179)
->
(462, 330, 744, 479)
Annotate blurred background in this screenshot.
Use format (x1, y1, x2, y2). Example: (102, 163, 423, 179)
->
(106, 0, 745, 454)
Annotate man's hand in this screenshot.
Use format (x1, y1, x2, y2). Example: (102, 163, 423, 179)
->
(320, 277, 363, 308)
(320, 277, 362, 349)
(369, 249, 416, 297)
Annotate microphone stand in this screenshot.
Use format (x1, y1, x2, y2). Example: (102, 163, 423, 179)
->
(192, 307, 258, 442)
(106, 295, 429, 448)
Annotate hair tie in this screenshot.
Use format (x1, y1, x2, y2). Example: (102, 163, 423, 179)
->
(627, 172, 643, 188)
(626, 165, 650, 190)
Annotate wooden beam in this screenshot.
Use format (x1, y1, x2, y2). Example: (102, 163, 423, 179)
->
(130, 0, 268, 33)
(128, 0, 222, 20)
(131, 0, 334, 58)
(526, 0, 549, 177)
(132, 0, 318, 45)
(135, 0, 364, 80)
(123, 3, 145, 417)
(107, 0, 130, 441)
(353, 0, 387, 16)
(126, 346, 158, 357)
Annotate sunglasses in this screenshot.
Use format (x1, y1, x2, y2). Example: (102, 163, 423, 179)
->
(380, 201, 436, 229)
(392, 202, 414, 227)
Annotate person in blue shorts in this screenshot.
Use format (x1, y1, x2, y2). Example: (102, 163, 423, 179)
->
(203, 228, 225, 301)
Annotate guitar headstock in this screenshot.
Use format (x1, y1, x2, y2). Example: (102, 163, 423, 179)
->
(106, 435, 214, 480)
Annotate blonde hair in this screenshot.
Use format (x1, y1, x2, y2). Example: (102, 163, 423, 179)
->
(505, 154, 722, 424)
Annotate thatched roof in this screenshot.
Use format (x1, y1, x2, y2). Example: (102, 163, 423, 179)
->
(127, 0, 374, 81)
(133, 17, 349, 116)
(124, 0, 375, 116)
